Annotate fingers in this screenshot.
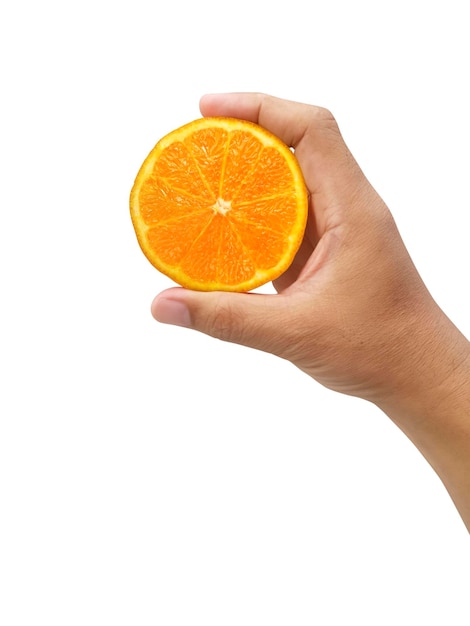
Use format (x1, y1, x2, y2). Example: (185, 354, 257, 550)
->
(199, 93, 368, 228)
(151, 287, 297, 358)
(199, 92, 334, 150)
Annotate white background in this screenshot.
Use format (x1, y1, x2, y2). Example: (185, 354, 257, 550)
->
(1, 1, 469, 624)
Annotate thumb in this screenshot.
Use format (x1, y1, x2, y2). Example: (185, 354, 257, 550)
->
(151, 287, 295, 357)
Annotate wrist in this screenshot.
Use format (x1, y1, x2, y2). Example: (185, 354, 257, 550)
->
(374, 302, 470, 530)
(375, 303, 470, 425)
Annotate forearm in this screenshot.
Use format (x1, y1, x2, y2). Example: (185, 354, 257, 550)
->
(376, 307, 470, 531)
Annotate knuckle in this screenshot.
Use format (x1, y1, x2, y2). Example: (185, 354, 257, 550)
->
(209, 300, 243, 343)
(312, 106, 340, 134)
(316, 105, 336, 121)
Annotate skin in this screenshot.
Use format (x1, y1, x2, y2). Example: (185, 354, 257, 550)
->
(151, 93, 470, 532)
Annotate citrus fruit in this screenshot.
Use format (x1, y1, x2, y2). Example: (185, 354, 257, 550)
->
(130, 117, 308, 291)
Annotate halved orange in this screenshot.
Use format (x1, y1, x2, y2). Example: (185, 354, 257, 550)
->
(130, 117, 308, 291)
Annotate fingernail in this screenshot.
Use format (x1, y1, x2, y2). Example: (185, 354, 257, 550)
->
(151, 297, 191, 328)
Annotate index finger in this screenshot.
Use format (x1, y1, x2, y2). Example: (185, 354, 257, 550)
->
(199, 92, 331, 149)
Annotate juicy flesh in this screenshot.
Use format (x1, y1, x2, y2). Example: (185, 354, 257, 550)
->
(137, 125, 299, 287)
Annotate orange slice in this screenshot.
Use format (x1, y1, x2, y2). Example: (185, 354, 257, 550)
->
(130, 117, 308, 291)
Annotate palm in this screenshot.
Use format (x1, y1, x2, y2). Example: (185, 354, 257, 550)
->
(272, 206, 317, 292)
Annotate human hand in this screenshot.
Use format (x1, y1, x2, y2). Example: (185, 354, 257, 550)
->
(152, 93, 445, 405)
(151, 93, 470, 529)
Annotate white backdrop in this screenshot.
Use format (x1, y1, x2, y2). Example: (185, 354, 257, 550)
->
(1, 1, 469, 624)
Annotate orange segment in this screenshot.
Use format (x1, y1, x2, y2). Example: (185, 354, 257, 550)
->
(220, 130, 264, 200)
(179, 214, 256, 287)
(183, 127, 229, 197)
(228, 195, 299, 270)
(130, 117, 308, 292)
(146, 210, 214, 267)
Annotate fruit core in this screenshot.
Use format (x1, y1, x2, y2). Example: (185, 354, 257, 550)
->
(212, 197, 232, 216)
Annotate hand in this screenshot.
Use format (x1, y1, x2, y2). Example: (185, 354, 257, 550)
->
(152, 93, 446, 404)
(151, 94, 470, 530)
